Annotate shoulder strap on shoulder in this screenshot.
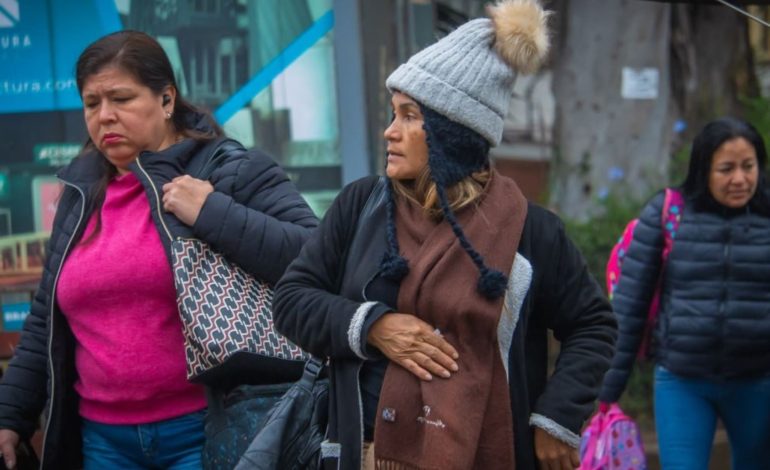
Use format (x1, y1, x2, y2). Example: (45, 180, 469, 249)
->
(661, 188, 684, 258)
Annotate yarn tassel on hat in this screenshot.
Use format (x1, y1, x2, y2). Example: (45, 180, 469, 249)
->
(434, 184, 508, 300)
(380, 179, 410, 281)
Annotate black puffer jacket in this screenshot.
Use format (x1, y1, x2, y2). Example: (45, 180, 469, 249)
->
(274, 176, 617, 470)
(600, 190, 770, 402)
(0, 134, 318, 469)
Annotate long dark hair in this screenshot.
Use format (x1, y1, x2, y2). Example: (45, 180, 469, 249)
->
(681, 117, 770, 215)
(75, 30, 223, 243)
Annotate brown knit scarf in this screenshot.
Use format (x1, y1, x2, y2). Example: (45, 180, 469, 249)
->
(373, 171, 528, 470)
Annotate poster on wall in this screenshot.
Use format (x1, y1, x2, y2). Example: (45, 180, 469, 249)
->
(2, 301, 29, 332)
(1, 0, 343, 238)
(32, 176, 62, 233)
(0, 0, 121, 114)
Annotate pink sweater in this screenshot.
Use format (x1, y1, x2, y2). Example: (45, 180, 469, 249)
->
(57, 172, 206, 424)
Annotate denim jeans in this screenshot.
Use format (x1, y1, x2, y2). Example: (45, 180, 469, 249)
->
(82, 410, 206, 470)
(654, 366, 770, 470)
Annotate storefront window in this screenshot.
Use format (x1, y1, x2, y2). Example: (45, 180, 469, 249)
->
(0, 0, 341, 328)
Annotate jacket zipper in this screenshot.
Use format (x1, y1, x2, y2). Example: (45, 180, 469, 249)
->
(717, 224, 732, 375)
(356, 362, 365, 468)
(135, 157, 174, 243)
(40, 180, 87, 468)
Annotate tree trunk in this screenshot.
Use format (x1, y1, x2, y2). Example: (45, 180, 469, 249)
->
(670, 3, 758, 163)
(551, 0, 673, 220)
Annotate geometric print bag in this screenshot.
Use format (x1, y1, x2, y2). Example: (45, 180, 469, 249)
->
(171, 238, 307, 385)
(171, 138, 307, 385)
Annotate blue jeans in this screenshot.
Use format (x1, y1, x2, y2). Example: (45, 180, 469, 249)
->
(82, 410, 206, 470)
(654, 366, 770, 470)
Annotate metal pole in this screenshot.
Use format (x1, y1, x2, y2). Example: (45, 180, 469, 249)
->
(714, 0, 770, 28)
(333, 0, 372, 183)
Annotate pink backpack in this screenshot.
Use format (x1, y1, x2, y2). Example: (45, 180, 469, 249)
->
(579, 403, 646, 470)
(605, 188, 683, 359)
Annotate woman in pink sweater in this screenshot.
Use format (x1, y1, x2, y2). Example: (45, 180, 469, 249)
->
(0, 31, 317, 469)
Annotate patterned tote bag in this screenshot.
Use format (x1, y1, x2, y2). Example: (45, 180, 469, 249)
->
(172, 139, 307, 385)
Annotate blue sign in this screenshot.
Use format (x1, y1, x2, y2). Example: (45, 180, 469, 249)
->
(2, 301, 30, 331)
(0, 0, 121, 114)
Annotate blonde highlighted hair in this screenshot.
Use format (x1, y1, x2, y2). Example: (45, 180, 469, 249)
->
(391, 168, 491, 221)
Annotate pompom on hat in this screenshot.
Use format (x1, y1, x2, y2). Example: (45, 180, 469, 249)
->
(386, 0, 550, 147)
(381, 0, 551, 300)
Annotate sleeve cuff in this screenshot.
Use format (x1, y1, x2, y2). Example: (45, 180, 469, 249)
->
(529, 413, 581, 448)
(347, 301, 380, 360)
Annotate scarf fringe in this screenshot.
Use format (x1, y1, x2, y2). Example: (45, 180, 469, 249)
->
(375, 459, 428, 470)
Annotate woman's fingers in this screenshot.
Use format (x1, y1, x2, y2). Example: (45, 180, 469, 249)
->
(419, 342, 458, 375)
(400, 358, 433, 381)
(367, 313, 459, 380)
(160, 176, 214, 225)
(422, 331, 459, 361)
(0, 429, 19, 470)
(534, 427, 579, 470)
(415, 351, 456, 379)
(569, 448, 580, 468)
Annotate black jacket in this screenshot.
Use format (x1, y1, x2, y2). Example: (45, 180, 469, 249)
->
(600, 191, 770, 403)
(274, 176, 617, 470)
(0, 135, 318, 469)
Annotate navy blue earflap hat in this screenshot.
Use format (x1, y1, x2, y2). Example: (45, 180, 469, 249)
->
(379, 0, 550, 299)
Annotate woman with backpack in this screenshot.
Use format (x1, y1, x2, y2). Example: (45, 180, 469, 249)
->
(599, 117, 770, 470)
(273, 1, 617, 469)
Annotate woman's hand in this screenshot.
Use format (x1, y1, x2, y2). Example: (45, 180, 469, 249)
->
(534, 427, 580, 470)
(162, 175, 214, 226)
(367, 313, 459, 381)
(0, 428, 20, 469)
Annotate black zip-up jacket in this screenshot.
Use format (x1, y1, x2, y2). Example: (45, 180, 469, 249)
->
(274, 176, 617, 470)
(600, 191, 770, 403)
(0, 134, 318, 469)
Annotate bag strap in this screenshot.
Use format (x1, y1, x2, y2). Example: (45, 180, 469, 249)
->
(579, 411, 607, 470)
(302, 357, 325, 384)
(660, 188, 684, 261)
(205, 386, 228, 429)
(579, 403, 633, 470)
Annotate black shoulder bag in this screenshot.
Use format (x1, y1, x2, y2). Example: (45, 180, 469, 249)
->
(232, 177, 388, 470)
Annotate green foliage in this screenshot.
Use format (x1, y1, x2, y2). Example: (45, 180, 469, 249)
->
(669, 145, 690, 188)
(564, 196, 643, 291)
(742, 95, 770, 147)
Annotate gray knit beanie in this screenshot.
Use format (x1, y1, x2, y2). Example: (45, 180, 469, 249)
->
(386, 0, 550, 146)
(381, 0, 551, 299)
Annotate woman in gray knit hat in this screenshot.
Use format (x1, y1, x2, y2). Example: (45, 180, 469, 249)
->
(274, 1, 617, 469)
